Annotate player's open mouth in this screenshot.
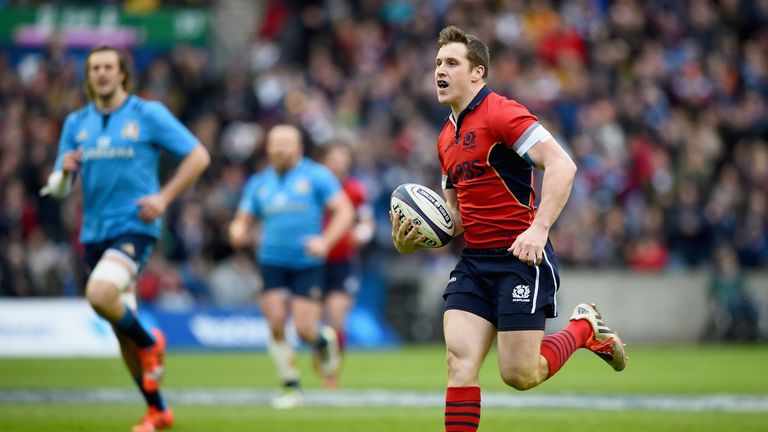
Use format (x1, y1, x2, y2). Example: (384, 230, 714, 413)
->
(437, 80, 448, 89)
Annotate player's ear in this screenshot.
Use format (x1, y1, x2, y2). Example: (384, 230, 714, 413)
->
(471, 65, 485, 83)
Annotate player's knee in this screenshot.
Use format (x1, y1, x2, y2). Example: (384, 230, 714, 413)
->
(294, 321, 316, 343)
(85, 279, 121, 311)
(499, 366, 539, 391)
(87, 256, 134, 312)
(446, 347, 478, 386)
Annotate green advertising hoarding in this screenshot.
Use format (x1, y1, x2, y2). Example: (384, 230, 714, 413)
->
(0, 5, 209, 48)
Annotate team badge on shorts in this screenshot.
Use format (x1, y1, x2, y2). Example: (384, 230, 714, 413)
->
(512, 284, 530, 302)
(120, 242, 136, 258)
(309, 286, 323, 300)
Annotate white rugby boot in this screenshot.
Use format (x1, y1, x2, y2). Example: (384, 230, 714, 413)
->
(271, 388, 304, 409)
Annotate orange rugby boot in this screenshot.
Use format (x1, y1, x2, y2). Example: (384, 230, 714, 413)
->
(138, 329, 166, 392)
(132, 406, 174, 432)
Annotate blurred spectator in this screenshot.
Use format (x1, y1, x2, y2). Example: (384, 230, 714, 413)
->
(207, 252, 261, 308)
(0, 240, 34, 297)
(706, 244, 760, 342)
(627, 205, 669, 272)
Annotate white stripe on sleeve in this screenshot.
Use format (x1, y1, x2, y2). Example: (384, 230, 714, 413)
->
(513, 123, 553, 157)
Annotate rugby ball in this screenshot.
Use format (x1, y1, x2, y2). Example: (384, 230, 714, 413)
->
(390, 183, 454, 248)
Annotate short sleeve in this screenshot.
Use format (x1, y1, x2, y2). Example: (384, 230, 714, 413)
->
(144, 101, 199, 158)
(237, 175, 263, 217)
(488, 98, 542, 156)
(345, 178, 368, 208)
(53, 114, 79, 171)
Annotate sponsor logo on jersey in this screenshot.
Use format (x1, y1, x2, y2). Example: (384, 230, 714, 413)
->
(97, 136, 111, 147)
(81, 146, 136, 161)
(512, 284, 531, 302)
(446, 160, 486, 184)
(444, 139, 456, 153)
(262, 191, 308, 215)
(76, 129, 89, 143)
(121, 120, 140, 140)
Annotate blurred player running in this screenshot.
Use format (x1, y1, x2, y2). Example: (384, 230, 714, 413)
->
(318, 140, 375, 387)
(42, 45, 210, 431)
(391, 26, 627, 432)
(229, 124, 354, 408)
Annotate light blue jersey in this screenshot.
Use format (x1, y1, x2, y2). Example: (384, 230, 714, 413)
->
(239, 157, 342, 268)
(55, 95, 199, 243)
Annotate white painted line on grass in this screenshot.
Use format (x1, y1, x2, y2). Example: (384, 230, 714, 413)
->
(1, 389, 767, 412)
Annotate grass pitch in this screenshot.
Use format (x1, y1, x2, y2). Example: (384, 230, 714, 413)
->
(1, 344, 767, 431)
(2, 404, 768, 432)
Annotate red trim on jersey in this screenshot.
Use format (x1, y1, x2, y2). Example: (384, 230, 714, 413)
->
(326, 176, 368, 263)
(438, 89, 539, 248)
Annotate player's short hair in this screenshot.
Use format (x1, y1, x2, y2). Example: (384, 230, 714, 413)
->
(317, 137, 353, 159)
(84, 45, 133, 99)
(438, 25, 489, 79)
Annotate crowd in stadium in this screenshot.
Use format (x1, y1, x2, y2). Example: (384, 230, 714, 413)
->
(0, 0, 766, 306)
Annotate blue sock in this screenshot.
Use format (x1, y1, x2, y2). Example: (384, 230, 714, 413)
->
(115, 305, 155, 348)
(134, 376, 167, 411)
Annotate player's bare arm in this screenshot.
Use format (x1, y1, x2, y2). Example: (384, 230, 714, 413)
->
(442, 188, 464, 237)
(228, 211, 254, 249)
(508, 137, 576, 266)
(352, 206, 376, 247)
(306, 191, 354, 259)
(137, 144, 210, 222)
(61, 149, 82, 173)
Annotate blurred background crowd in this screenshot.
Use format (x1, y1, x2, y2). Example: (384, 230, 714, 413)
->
(0, 0, 766, 339)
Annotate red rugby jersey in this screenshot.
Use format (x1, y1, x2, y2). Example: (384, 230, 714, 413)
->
(326, 176, 369, 263)
(438, 86, 542, 248)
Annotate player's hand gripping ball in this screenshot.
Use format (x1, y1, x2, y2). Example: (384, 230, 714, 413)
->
(390, 183, 454, 248)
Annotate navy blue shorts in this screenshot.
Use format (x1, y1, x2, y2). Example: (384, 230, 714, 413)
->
(261, 264, 325, 301)
(443, 242, 560, 331)
(323, 260, 360, 297)
(83, 233, 156, 274)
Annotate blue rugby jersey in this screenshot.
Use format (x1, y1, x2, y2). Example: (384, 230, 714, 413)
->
(238, 157, 342, 268)
(54, 95, 199, 243)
